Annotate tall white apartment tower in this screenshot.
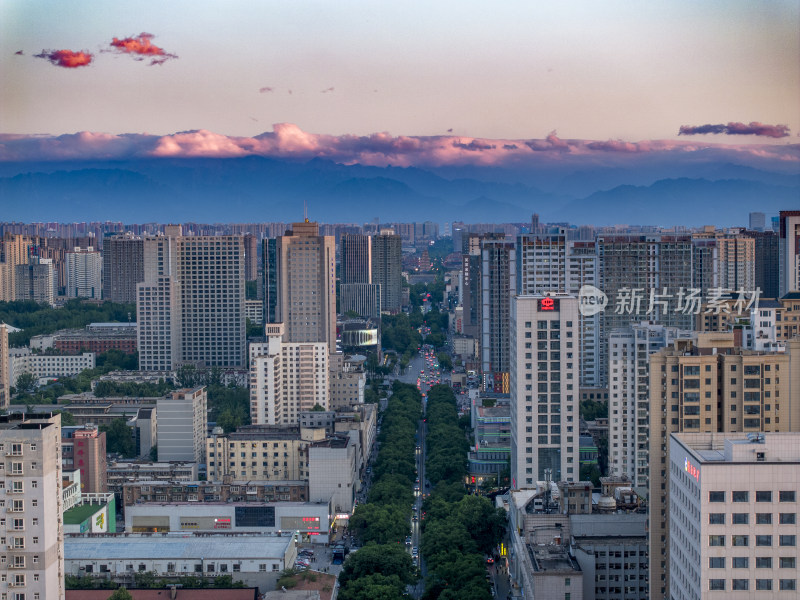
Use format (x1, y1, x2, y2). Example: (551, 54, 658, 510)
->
(137, 226, 246, 370)
(65, 246, 102, 299)
(0, 412, 65, 600)
(510, 294, 579, 489)
(517, 229, 600, 387)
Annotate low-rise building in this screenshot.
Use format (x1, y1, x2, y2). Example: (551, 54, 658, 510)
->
(29, 322, 138, 355)
(107, 461, 199, 499)
(64, 533, 297, 590)
(61, 423, 107, 493)
(308, 433, 359, 515)
(9, 347, 95, 386)
(122, 480, 309, 506)
(328, 353, 366, 409)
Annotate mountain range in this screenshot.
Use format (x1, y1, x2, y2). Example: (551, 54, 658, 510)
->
(0, 156, 797, 226)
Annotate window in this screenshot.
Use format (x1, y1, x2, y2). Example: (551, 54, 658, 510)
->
(756, 579, 772, 591)
(732, 513, 749, 524)
(709, 557, 725, 568)
(732, 557, 748, 569)
(779, 535, 796, 547)
(780, 557, 796, 568)
(755, 535, 772, 546)
(709, 513, 725, 524)
(709, 491, 725, 502)
(756, 491, 772, 502)
(732, 579, 748, 591)
(709, 579, 725, 591)
(709, 535, 725, 546)
(732, 491, 749, 502)
(780, 580, 797, 591)
(259, 564, 267, 572)
(779, 513, 796, 524)
(732, 535, 748, 547)
(755, 513, 772, 524)
(779, 491, 796, 502)
(755, 557, 772, 568)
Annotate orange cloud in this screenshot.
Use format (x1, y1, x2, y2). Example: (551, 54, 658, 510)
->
(34, 49, 93, 68)
(109, 32, 177, 65)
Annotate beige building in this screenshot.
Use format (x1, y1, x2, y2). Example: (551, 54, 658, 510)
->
(648, 334, 800, 600)
(0, 324, 8, 411)
(0, 412, 65, 600)
(328, 353, 366, 410)
(0, 234, 36, 302)
(249, 324, 329, 426)
(275, 221, 336, 354)
(206, 424, 325, 481)
(670, 432, 800, 599)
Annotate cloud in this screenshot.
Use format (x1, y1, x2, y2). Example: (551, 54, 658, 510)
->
(259, 86, 274, 93)
(320, 87, 335, 93)
(1, 125, 798, 170)
(679, 122, 790, 138)
(109, 32, 177, 65)
(15, 50, 23, 56)
(34, 49, 93, 68)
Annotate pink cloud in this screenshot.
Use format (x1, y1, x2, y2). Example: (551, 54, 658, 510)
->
(108, 32, 177, 65)
(34, 49, 93, 68)
(679, 122, 790, 138)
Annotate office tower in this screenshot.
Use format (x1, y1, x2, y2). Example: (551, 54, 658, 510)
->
(607, 324, 694, 493)
(779, 210, 800, 296)
(102, 232, 143, 303)
(480, 238, 516, 392)
(597, 234, 693, 387)
(743, 229, 779, 299)
(0, 412, 65, 600)
(339, 283, 381, 319)
(243, 233, 258, 281)
(462, 232, 503, 338)
(510, 294, 579, 489)
(517, 227, 600, 387)
(15, 256, 55, 305)
(749, 211, 766, 231)
(669, 432, 800, 599)
(156, 387, 208, 463)
(250, 324, 329, 425)
(61, 424, 107, 493)
(340, 233, 372, 284)
(0, 233, 35, 301)
(275, 221, 337, 353)
(0, 324, 8, 411)
(137, 228, 246, 370)
(371, 229, 403, 313)
(262, 237, 278, 324)
(65, 246, 102, 298)
(647, 335, 800, 600)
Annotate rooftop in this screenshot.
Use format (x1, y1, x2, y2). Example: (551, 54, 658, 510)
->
(529, 544, 581, 574)
(66, 590, 257, 600)
(63, 502, 107, 525)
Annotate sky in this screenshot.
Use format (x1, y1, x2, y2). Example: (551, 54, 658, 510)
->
(1, 0, 799, 167)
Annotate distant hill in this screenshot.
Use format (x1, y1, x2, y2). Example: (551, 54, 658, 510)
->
(0, 156, 797, 226)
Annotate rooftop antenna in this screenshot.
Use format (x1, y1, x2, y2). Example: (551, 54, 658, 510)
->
(304, 200, 309, 223)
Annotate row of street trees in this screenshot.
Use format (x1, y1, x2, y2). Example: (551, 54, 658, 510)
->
(340, 381, 421, 600)
(421, 385, 506, 600)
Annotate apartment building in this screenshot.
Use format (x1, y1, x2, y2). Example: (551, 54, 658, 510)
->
(156, 387, 207, 463)
(0, 412, 65, 600)
(122, 479, 308, 506)
(15, 257, 55, 305)
(669, 432, 799, 599)
(8, 349, 95, 387)
(101, 232, 143, 303)
(648, 335, 800, 599)
(0, 325, 8, 411)
(61, 424, 107, 494)
(65, 246, 102, 299)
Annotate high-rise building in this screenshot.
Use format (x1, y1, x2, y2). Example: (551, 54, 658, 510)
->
(65, 246, 102, 298)
(371, 229, 403, 313)
(275, 221, 337, 353)
(480, 238, 515, 392)
(61, 424, 107, 494)
(0, 324, 9, 411)
(517, 228, 600, 387)
(510, 294, 579, 489)
(157, 387, 208, 463)
(608, 323, 694, 493)
(262, 237, 278, 324)
(743, 229, 779, 299)
(340, 233, 372, 284)
(137, 227, 246, 370)
(243, 233, 258, 281)
(339, 283, 381, 319)
(647, 335, 800, 600)
(102, 232, 143, 303)
(692, 229, 756, 292)
(597, 234, 694, 387)
(15, 256, 55, 305)
(749, 211, 766, 231)
(0, 234, 36, 302)
(0, 412, 65, 600)
(249, 324, 330, 425)
(669, 431, 800, 599)
(778, 210, 800, 296)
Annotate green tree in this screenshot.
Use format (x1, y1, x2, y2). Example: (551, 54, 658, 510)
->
(580, 463, 602, 487)
(246, 318, 262, 338)
(437, 352, 453, 372)
(14, 372, 36, 396)
(338, 573, 408, 600)
(107, 587, 134, 600)
(311, 403, 326, 412)
(338, 543, 415, 589)
(100, 418, 136, 457)
(58, 411, 76, 426)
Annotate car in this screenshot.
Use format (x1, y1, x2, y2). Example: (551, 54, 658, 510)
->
(486, 557, 495, 564)
(411, 547, 418, 555)
(412, 515, 418, 521)
(406, 536, 412, 545)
